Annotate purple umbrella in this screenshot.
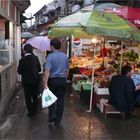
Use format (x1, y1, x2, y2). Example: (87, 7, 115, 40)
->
(26, 36, 51, 51)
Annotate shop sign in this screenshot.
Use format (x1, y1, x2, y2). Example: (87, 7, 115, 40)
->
(72, 38, 82, 48)
(72, 38, 82, 56)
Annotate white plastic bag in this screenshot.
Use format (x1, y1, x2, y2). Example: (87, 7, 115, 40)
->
(42, 88, 57, 108)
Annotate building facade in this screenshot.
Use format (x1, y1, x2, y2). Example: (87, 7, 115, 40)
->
(32, 0, 140, 35)
(32, 0, 85, 35)
(0, 0, 30, 118)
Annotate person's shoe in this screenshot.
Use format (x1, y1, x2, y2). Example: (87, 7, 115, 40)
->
(48, 118, 55, 124)
(54, 120, 61, 126)
(27, 113, 34, 117)
(125, 112, 136, 119)
(33, 110, 37, 115)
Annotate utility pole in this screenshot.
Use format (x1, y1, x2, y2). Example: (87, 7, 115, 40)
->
(65, 0, 69, 15)
(65, 0, 74, 15)
(93, 0, 96, 10)
(30, 13, 32, 26)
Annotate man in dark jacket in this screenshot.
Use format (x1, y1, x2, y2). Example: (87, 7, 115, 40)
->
(17, 44, 41, 117)
(108, 65, 135, 113)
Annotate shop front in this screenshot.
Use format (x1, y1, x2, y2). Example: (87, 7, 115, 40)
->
(0, 0, 30, 118)
(70, 37, 140, 112)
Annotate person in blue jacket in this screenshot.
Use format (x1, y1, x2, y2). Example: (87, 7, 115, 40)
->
(43, 38, 69, 126)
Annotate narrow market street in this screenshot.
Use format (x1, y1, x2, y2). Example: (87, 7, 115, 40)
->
(0, 1, 140, 140)
(0, 84, 140, 140)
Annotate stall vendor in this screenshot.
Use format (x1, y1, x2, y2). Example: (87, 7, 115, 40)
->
(108, 65, 140, 116)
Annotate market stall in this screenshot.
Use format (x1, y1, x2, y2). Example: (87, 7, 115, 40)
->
(70, 38, 140, 108)
(49, 10, 140, 112)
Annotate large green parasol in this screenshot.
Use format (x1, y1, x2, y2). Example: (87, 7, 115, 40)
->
(49, 11, 140, 41)
(49, 27, 95, 38)
(86, 11, 140, 40)
(48, 11, 93, 38)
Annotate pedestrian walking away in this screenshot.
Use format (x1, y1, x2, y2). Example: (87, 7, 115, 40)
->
(17, 44, 41, 117)
(43, 38, 69, 126)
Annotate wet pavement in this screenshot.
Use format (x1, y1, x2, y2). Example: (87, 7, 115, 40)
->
(0, 84, 140, 140)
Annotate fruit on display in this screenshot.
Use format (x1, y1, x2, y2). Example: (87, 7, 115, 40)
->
(123, 50, 138, 61)
(112, 62, 120, 69)
(94, 62, 106, 75)
(81, 69, 92, 77)
(108, 60, 116, 65)
(104, 66, 116, 75)
(70, 56, 92, 68)
(70, 56, 112, 69)
(94, 76, 110, 88)
(99, 80, 110, 88)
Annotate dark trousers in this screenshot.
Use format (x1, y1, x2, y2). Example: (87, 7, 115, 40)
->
(134, 90, 140, 105)
(48, 77, 67, 123)
(23, 82, 39, 114)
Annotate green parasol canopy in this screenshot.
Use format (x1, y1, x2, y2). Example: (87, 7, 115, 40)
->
(53, 11, 90, 27)
(49, 11, 140, 41)
(49, 27, 95, 38)
(48, 11, 93, 38)
(86, 11, 140, 40)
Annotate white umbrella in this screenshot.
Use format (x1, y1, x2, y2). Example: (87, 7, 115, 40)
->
(26, 36, 51, 51)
